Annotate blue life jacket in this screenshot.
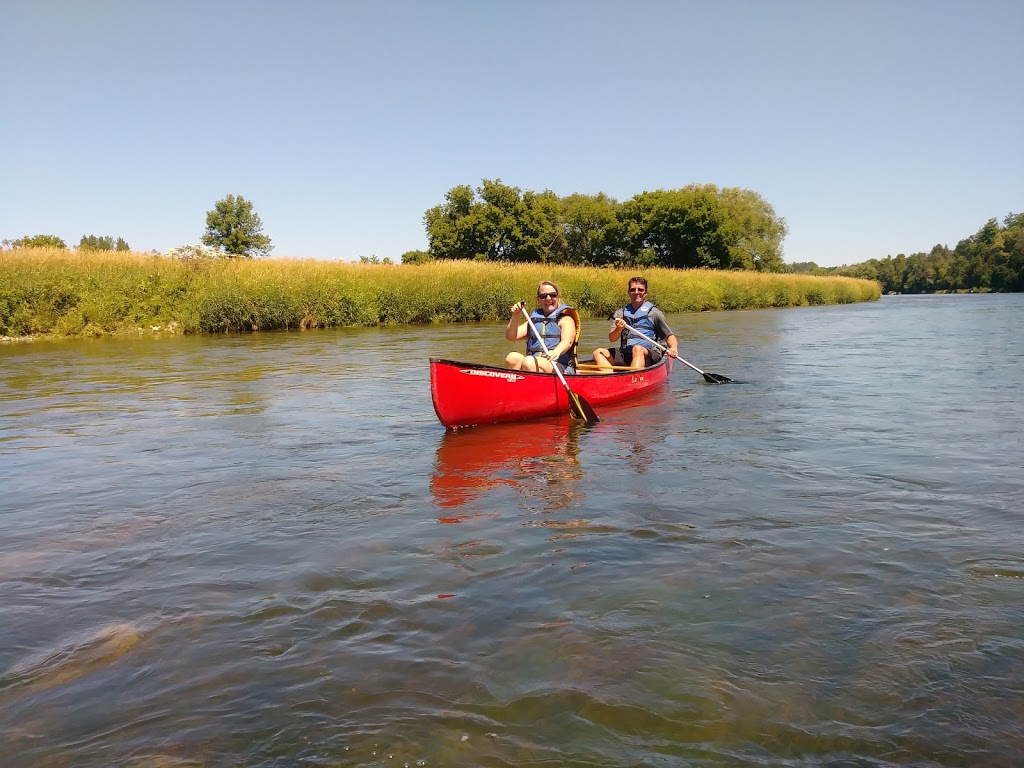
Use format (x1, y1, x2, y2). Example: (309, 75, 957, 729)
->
(526, 304, 578, 369)
(621, 301, 657, 353)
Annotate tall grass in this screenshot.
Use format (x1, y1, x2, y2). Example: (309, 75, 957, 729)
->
(0, 249, 880, 339)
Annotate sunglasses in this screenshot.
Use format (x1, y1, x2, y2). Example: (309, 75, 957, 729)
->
(629, 287, 647, 293)
(537, 292, 558, 299)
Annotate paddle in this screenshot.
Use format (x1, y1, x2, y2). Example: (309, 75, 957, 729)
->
(519, 303, 600, 423)
(621, 322, 732, 384)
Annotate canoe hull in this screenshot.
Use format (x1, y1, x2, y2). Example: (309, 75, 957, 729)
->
(429, 355, 672, 428)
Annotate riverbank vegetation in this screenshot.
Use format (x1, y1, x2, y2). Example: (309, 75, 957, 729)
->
(415, 179, 789, 271)
(0, 249, 878, 339)
(793, 213, 1024, 294)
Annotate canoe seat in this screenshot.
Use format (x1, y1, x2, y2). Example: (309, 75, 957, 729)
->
(564, 307, 582, 370)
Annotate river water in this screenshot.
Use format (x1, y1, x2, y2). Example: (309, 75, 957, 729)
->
(1, 294, 1022, 767)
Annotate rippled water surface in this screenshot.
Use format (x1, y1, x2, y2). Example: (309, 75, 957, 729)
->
(2, 294, 1022, 767)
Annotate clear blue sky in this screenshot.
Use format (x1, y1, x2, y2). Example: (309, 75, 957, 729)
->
(2, 0, 1020, 267)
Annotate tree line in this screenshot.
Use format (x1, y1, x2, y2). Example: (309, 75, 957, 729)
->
(793, 213, 1024, 294)
(3, 194, 273, 259)
(4, 234, 132, 251)
(8, 184, 1018, 295)
(404, 179, 789, 272)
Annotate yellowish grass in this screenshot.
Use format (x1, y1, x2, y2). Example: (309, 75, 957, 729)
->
(0, 249, 880, 339)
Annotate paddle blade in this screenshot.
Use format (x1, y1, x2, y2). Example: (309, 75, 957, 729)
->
(569, 392, 600, 423)
(702, 372, 732, 384)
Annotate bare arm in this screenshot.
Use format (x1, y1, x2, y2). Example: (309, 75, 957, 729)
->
(608, 310, 624, 343)
(505, 302, 528, 342)
(653, 311, 678, 356)
(547, 316, 576, 360)
(664, 334, 679, 357)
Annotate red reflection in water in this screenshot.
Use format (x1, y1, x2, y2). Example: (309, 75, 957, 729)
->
(430, 418, 584, 510)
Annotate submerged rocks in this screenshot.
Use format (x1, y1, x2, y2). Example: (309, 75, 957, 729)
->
(3, 622, 144, 696)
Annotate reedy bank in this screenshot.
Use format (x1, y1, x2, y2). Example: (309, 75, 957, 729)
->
(0, 249, 880, 339)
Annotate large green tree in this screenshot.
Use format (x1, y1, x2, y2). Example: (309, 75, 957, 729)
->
(422, 180, 788, 271)
(78, 235, 130, 251)
(424, 180, 561, 262)
(423, 184, 488, 260)
(9, 234, 67, 249)
(615, 185, 787, 271)
(717, 187, 788, 271)
(558, 192, 621, 265)
(616, 187, 732, 269)
(202, 194, 273, 258)
(476, 179, 561, 262)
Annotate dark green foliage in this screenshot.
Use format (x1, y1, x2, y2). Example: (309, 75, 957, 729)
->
(618, 188, 732, 269)
(10, 234, 68, 249)
(401, 250, 433, 264)
(78, 235, 131, 252)
(785, 262, 826, 275)
(424, 180, 563, 263)
(79, 235, 114, 251)
(422, 180, 788, 272)
(559, 192, 620, 266)
(202, 194, 274, 258)
(826, 213, 1024, 293)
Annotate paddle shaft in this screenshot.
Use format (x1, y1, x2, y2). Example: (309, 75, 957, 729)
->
(619, 324, 695, 368)
(520, 304, 599, 422)
(621, 323, 730, 383)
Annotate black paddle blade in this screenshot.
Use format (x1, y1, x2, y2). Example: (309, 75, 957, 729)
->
(702, 372, 732, 384)
(569, 392, 601, 423)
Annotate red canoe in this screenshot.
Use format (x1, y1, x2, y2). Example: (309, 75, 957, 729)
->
(429, 355, 673, 428)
